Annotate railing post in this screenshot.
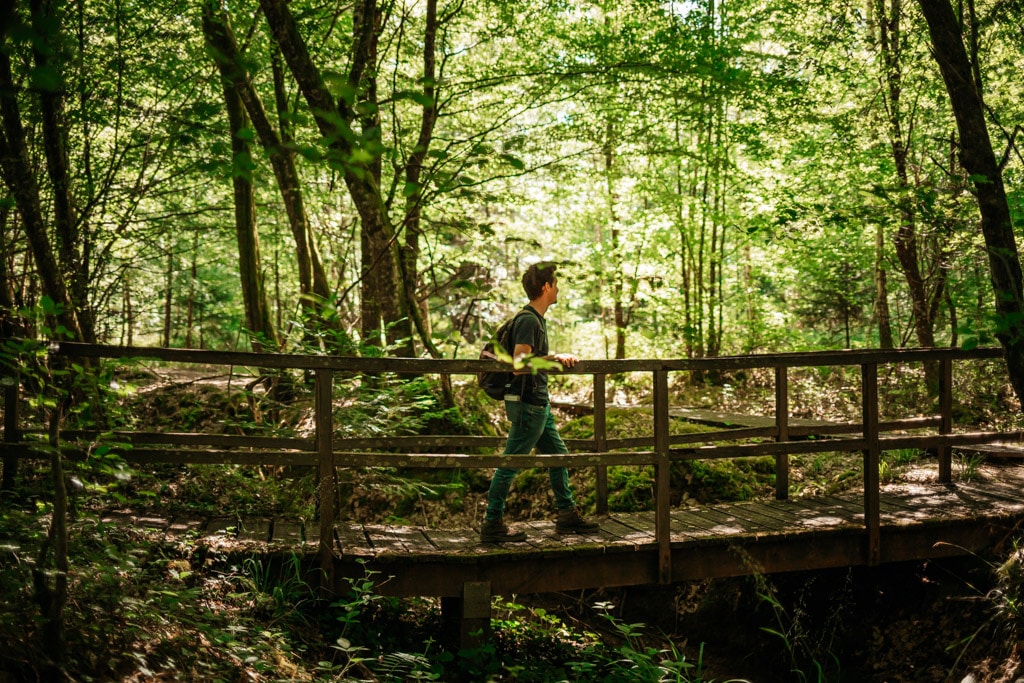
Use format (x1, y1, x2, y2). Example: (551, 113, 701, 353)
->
(594, 373, 608, 515)
(774, 365, 789, 500)
(938, 357, 953, 483)
(2, 372, 19, 491)
(862, 363, 881, 566)
(653, 369, 671, 584)
(316, 368, 336, 591)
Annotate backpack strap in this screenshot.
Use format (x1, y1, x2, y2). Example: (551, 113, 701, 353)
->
(505, 307, 542, 355)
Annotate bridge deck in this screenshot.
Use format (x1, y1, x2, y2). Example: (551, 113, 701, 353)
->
(103, 468, 1024, 599)
(332, 472, 1024, 597)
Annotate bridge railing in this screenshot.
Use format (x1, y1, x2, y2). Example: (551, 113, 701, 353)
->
(1, 342, 1019, 583)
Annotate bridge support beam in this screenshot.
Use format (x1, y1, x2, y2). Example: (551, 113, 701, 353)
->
(441, 581, 491, 650)
(862, 363, 881, 566)
(938, 357, 953, 483)
(2, 373, 19, 491)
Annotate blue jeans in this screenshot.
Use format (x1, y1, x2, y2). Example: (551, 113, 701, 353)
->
(484, 400, 576, 521)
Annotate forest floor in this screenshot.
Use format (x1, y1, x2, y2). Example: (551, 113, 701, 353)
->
(120, 368, 1024, 681)
(8, 365, 1024, 681)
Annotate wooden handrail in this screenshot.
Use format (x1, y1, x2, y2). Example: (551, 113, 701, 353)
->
(0, 341, 1016, 575)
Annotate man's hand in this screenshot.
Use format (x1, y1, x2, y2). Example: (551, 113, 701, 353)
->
(552, 353, 579, 368)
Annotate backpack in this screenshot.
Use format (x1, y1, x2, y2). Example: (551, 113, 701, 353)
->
(477, 309, 537, 400)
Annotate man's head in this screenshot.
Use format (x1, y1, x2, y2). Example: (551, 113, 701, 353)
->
(522, 263, 558, 302)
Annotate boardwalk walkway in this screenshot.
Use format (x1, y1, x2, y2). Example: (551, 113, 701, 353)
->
(9, 342, 1024, 644)
(332, 468, 1024, 599)
(107, 465, 1024, 601)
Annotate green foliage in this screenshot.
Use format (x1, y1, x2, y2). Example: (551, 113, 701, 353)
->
(565, 601, 712, 682)
(334, 374, 476, 440)
(562, 409, 777, 511)
(994, 543, 1024, 626)
(753, 572, 846, 682)
(0, 519, 316, 681)
(879, 449, 925, 485)
(954, 453, 985, 483)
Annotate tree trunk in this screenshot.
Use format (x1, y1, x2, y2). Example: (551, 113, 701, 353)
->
(218, 64, 276, 353)
(162, 246, 172, 347)
(186, 229, 197, 348)
(34, 398, 69, 672)
(0, 47, 83, 342)
(875, 223, 895, 348)
(203, 8, 333, 333)
(602, 121, 629, 360)
(30, 0, 94, 343)
(270, 44, 331, 308)
(122, 267, 133, 346)
(917, 0, 1024, 405)
(400, 0, 449, 366)
(260, 0, 405, 354)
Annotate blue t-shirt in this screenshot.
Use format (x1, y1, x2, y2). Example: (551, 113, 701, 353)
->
(507, 306, 548, 404)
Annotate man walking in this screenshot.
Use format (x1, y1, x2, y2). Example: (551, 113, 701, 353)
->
(480, 262, 600, 543)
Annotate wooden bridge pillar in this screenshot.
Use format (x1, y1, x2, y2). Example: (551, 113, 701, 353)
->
(862, 363, 881, 566)
(315, 368, 336, 593)
(774, 366, 789, 500)
(654, 369, 671, 584)
(938, 358, 953, 483)
(2, 374, 18, 491)
(441, 581, 491, 650)
(594, 373, 608, 516)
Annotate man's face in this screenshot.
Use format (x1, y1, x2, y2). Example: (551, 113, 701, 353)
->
(545, 278, 559, 305)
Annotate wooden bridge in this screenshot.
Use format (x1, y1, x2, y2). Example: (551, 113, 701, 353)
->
(4, 342, 1024, 644)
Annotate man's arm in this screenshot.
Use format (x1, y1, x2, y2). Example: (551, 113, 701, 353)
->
(513, 343, 578, 372)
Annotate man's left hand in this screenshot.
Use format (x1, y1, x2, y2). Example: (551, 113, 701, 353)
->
(553, 353, 579, 368)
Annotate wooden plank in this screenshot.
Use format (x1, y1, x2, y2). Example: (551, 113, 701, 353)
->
(165, 516, 204, 539)
(98, 511, 135, 527)
(205, 516, 239, 538)
(722, 500, 803, 531)
(334, 451, 658, 469)
(959, 444, 1024, 458)
(544, 525, 615, 549)
(878, 487, 970, 520)
(133, 514, 172, 531)
(67, 479, 1024, 606)
(513, 520, 612, 552)
(955, 480, 1024, 509)
(238, 518, 271, 542)
(737, 499, 824, 528)
(52, 340, 1002, 375)
(387, 526, 448, 561)
(597, 516, 656, 546)
(364, 524, 449, 560)
(269, 519, 314, 548)
(665, 506, 731, 539)
(676, 505, 763, 537)
(335, 523, 375, 556)
(787, 495, 864, 529)
(115, 449, 317, 467)
(421, 528, 496, 557)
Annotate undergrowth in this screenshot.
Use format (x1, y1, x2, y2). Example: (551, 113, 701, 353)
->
(3, 359, 1024, 681)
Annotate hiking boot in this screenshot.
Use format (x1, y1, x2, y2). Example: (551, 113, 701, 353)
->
(555, 507, 600, 535)
(480, 518, 527, 543)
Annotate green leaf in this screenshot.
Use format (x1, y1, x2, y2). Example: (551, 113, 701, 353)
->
(499, 153, 525, 170)
(348, 148, 376, 164)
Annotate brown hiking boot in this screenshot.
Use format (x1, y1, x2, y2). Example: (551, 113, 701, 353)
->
(480, 518, 527, 543)
(555, 507, 600, 535)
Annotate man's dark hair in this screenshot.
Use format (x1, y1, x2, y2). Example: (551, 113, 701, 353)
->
(522, 262, 557, 300)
